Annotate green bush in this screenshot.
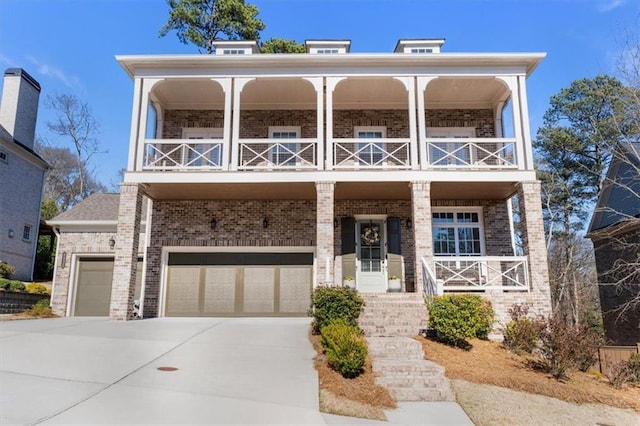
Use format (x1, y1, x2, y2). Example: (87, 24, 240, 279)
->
(503, 303, 545, 354)
(23, 299, 53, 317)
(8, 280, 25, 292)
(427, 294, 495, 348)
(0, 261, 15, 279)
(0, 277, 10, 290)
(320, 318, 367, 379)
(26, 283, 50, 295)
(309, 286, 365, 334)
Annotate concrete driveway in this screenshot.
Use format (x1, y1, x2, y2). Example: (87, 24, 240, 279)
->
(1, 317, 326, 425)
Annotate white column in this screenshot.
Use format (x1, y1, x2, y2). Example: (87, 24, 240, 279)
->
(499, 76, 525, 170)
(517, 75, 534, 170)
(416, 76, 438, 170)
(393, 76, 418, 169)
(216, 78, 232, 170)
(135, 78, 164, 171)
(231, 78, 255, 171)
(325, 77, 344, 170)
(127, 78, 142, 171)
(494, 101, 505, 138)
(304, 77, 324, 170)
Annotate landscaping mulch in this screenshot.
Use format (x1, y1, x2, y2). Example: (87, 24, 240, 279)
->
(418, 336, 640, 413)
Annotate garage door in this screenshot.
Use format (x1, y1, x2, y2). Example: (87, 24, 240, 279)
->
(74, 258, 142, 316)
(165, 252, 313, 317)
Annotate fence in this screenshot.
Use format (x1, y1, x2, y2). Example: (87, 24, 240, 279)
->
(598, 345, 640, 377)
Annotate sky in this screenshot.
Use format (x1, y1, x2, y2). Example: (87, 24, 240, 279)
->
(0, 0, 638, 188)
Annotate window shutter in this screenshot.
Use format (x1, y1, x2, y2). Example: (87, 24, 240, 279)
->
(341, 217, 356, 255)
(387, 217, 402, 255)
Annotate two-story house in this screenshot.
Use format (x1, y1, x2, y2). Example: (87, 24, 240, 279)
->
(49, 39, 551, 326)
(0, 68, 48, 281)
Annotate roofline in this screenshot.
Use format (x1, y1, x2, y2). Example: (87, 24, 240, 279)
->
(116, 52, 546, 79)
(46, 220, 118, 227)
(586, 216, 640, 240)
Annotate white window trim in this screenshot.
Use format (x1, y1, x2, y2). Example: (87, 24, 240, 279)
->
(182, 128, 224, 139)
(431, 207, 486, 256)
(354, 126, 387, 138)
(268, 126, 301, 166)
(426, 127, 475, 138)
(22, 223, 33, 242)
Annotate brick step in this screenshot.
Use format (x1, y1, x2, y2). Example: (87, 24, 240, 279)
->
(372, 359, 446, 376)
(386, 386, 455, 402)
(375, 375, 450, 389)
(361, 325, 424, 337)
(367, 337, 425, 359)
(360, 308, 426, 316)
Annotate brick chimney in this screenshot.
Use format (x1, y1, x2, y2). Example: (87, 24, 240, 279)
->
(0, 68, 41, 150)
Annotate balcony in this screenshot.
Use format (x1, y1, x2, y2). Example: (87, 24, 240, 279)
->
(425, 138, 517, 169)
(143, 139, 224, 170)
(423, 256, 529, 295)
(333, 138, 411, 170)
(238, 138, 318, 170)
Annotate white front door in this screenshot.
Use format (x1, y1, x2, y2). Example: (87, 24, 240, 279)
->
(356, 220, 387, 292)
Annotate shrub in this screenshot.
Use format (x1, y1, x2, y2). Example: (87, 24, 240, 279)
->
(26, 283, 50, 295)
(320, 318, 367, 378)
(503, 303, 545, 354)
(572, 323, 602, 372)
(23, 299, 54, 318)
(427, 294, 494, 348)
(607, 353, 640, 388)
(0, 277, 10, 290)
(538, 318, 580, 381)
(0, 261, 15, 279)
(8, 280, 25, 292)
(309, 286, 365, 334)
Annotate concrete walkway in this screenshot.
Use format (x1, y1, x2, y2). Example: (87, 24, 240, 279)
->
(0, 317, 472, 425)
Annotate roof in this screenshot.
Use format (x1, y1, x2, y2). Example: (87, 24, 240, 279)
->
(587, 142, 640, 236)
(48, 193, 148, 224)
(0, 124, 49, 168)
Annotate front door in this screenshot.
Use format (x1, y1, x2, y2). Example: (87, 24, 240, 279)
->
(356, 220, 387, 292)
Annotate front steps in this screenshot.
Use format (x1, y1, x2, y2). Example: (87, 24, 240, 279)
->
(359, 293, 454, 402)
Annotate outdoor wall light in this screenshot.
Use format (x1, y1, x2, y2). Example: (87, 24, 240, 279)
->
(262, 218, 269, 229)
(406, 218, 413, 229)
(8, 229, 14, 238)
(60, 252, 67, 269)
(334, 218, 339, 229)
(109, 237, 116, 249)
(210, 218, 217, 230)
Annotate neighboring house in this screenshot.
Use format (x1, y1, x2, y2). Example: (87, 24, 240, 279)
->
(587, 142, 640, 345)
(49, 39, 552, 324)
(0, 68, 48, 281)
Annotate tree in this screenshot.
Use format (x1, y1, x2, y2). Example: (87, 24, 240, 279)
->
(44, 93, 105, 208)
(159, 0, 265, 53)
(534, 76, 627, 327)
(36, 143, 106, 211)
(260, 38, 305, 53)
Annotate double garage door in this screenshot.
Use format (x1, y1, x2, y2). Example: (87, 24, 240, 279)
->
(165, 252, 313, 317)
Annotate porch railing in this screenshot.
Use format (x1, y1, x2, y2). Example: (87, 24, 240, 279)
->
(238, 138, 317, 170)
(333, 138, 411, 169)
(143, 139, 224, 170)
(425, 138, 517, 168)
(422, 257, 441, 298)
(434, 256, 529, 291)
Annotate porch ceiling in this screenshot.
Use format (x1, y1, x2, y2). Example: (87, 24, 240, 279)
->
(425, 78, 510, 108)
(143, 182, 317, 200)
(431, 181, 517, 200)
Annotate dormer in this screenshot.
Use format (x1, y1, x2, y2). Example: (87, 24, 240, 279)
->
(394, 39, 445, 54)
(305, 40, 351, 54)
(212, 40, 260, 55)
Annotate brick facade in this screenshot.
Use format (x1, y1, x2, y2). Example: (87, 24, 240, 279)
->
(425, 109, 496, 137)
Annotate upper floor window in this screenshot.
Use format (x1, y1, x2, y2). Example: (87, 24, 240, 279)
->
(354, 126, 386, 166)
(0, 150, 7, 163)
(222, 49, 246, 55)
(22, 224, 32, 242)
(426, 127, 476, 166)
(410, 48, 433, 53)
(269, 126, 300, 166)
(316, 49, 340, 54)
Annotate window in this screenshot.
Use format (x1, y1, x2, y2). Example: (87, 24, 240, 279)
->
(0, 150, 6, 163)
(432, 210, 483, 256)
(222, 49, 246, 55)
(22, 224, 32, 242)
(182, 128, 223, 167)
(410, 48, 433, 53)
(354, 126, 386, 166)
(269, 127, 300, 166)
(316, 49, 339, 54)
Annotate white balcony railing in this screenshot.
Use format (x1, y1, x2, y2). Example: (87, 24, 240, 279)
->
(238, 138, 317, 170)
(143, 139, 224, 170)
(333, 138, 411, 169)
(434, 256, 529, 292)
(422, 257, 441, 298)
(425, 138, 517, 168)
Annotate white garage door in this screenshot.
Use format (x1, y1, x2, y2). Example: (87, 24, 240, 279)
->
(165, 253, 313, 317)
